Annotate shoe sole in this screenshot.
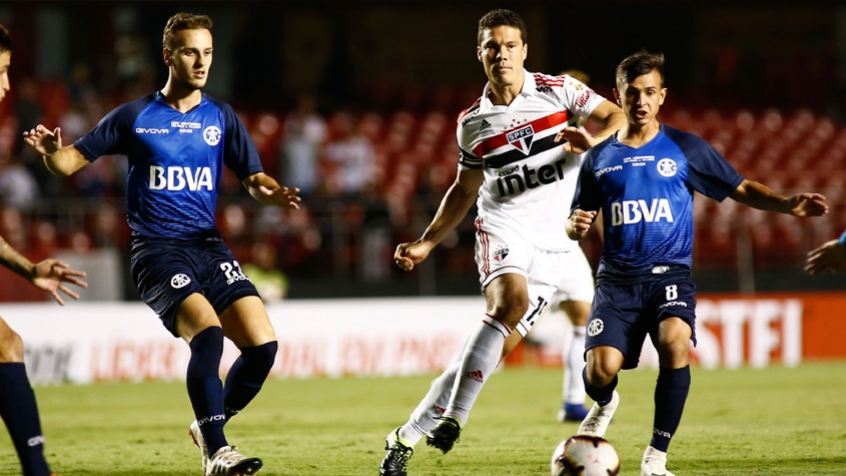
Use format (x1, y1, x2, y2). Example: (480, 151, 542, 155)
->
(227, 457, 263, 475)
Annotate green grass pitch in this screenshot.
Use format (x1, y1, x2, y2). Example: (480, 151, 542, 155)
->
(1, 362, 845, 475)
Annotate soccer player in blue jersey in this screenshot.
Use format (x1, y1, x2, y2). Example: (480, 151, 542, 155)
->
(567, 51, 828, 476)
(805, 232, 846, 275)
(24, 13, 299, 476)
(0, 24, 88, 476)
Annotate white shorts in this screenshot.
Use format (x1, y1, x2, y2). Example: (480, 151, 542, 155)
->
(474, 219, 570, 337)
(550, 246, 595, 307)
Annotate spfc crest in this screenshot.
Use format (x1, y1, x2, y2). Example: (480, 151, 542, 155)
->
(493, 246, 510, 262)
(506, 124, 534, 155)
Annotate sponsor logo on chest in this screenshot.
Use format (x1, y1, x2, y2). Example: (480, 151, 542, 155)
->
(149, 166, 214, 191)
(610, 198, 675, 225)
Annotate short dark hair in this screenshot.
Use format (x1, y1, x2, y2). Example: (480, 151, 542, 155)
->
(162, 13, 212, 50)
(616, 50, 665, 89)
(477, 9, 527, 46)
(0, 24, 11, 53)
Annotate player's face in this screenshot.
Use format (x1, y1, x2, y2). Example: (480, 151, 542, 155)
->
(477, 26, 527, 87)
(165, 29, 213, 90)
(614, 70, 666, 127)
(0, 50, 10, 104)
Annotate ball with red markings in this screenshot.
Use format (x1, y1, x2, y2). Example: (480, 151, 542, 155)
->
(551, 435, 620, 476)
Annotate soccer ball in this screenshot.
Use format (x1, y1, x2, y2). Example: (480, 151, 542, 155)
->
(551, 435, 620, 476)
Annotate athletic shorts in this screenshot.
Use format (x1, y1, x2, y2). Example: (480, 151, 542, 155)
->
(585, 270, 697, 370)
(549, 246, 595, 307)
(130, 234, 260, 337)
(474, 219, 571, 337)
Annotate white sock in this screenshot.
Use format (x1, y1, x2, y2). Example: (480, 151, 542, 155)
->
(397, 360, 460, 446)
(444, 315, 510, 426)
(564, 326, 587, 405)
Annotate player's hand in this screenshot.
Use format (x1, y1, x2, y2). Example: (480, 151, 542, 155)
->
(23, 125, 63, 156)
(566, 209, 596, 240)
(394, 241, 433, 271)
(258, 185, 301, 210)
(554, 126, 597, 154)
(805, 239, 846, 275)
(787, 193, 828, 217)
(30, 259, 88, 306)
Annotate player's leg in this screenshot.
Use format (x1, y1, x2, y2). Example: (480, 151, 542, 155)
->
(641, 275, 696, 476)
(578, 345, 623, 437)
(175, 294, 230, 459)
(558, 299, 591, 422)
(435, 273, 528, 433)
(0, 318, 52, 476)
(381, 325, 526, 475)
(641, 316, 692, 476)
(218, 296, 277, 422)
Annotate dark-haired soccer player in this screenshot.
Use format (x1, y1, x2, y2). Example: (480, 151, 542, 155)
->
(567, 50, 828, 476)
(24, 13, 299, 476)
(0, 24, 88, 476)
(381, 9, 625, 476)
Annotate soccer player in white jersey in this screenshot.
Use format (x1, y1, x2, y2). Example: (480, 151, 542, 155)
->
(567, 51, 828, 476)
(25, 13, 300, 476)
(380, 9, 625, 476)
(805, 231, 846, 275)
(0, 24, 88, 476)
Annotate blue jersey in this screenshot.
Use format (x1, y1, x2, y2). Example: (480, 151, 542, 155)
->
(571, 124, 744, 281)
(75, 92, 263, 239)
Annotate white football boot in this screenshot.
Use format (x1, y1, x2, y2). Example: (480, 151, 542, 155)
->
(189, 420, 208, 473)
(641, 446, 675, 476)
(205, 446, 263, 476)
(577, 390, 619, 438)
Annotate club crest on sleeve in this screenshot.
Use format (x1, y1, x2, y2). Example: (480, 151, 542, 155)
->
(587, 319, 605, 337)
(171, 274, 191, 289)
(506, 124, 534, 155)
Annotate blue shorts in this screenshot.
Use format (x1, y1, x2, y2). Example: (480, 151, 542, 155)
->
(585, 270, 697, 370)
(130, 234, 260, 337)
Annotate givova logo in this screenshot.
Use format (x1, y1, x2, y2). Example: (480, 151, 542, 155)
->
(610, 199, 674, 225)
(149, 166, 214, 191)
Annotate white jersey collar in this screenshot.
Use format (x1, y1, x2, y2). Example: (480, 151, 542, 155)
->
(480, 69, 535, 111)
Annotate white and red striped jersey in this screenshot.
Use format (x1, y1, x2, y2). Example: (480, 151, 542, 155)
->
(457, 70, 606, 251)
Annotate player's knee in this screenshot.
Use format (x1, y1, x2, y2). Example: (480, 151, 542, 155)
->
(585, 363, 617, 386)
(249, 340, 278, 372)
(0, 328, 24, 363)
(657, 339, 689, 367)
(488, 299, 528, 328)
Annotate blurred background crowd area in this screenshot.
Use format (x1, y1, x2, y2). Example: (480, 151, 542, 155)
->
(0, 1, 844, 301)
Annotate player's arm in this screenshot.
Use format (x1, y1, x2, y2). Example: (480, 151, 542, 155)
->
(242, 172, 301, 210)
(23, 125, 89, 177)
(729, 179, 828, 217)
(556, 100, 625, 154)
(0, 234, 87, 305)
(394, 167, 483, 271)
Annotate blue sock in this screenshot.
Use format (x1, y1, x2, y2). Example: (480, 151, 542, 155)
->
(650, 366, 691, 452)
(187, 327, 227, 456)
(224, 341, 277, 420)
(583, 368, 618, 406)
(0, 363, 52, 476)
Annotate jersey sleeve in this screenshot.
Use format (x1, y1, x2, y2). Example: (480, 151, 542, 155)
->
(668, 127, 744, 202)
(73, 102, 139, 161)
(216, 101, 264, 180)
(570, 149, 603, 215)
(455, 111, 483, 170)
(555, 75, 606, 120)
